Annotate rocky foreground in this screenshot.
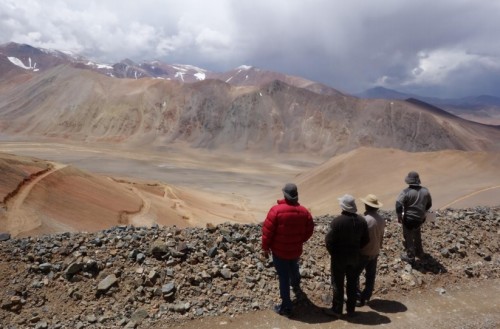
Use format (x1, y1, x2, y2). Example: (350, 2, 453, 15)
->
(0, 207, 499, 328)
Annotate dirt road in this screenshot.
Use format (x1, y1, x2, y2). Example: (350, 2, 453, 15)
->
(160, 279, 500, 329)
(3, 162, 67, 235)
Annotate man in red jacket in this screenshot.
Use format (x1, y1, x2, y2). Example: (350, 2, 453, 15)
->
(262, 183, 314, 317)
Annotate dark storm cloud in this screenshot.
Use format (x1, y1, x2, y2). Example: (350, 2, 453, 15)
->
(1, 0, 499, 98)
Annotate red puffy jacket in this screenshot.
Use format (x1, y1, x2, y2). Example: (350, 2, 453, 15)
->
(262, 199, 314, 259)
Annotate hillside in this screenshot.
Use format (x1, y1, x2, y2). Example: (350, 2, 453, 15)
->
(358, 86, 500, 125)
(0, 207, 498, 328)
(297, 147, 500, 215)
(0, 41, 499, 329)
(0, 152, 259, 238)
(1, 65, 499, 156)
(0, 146, 498, 238)
(0, 42, 344, 96)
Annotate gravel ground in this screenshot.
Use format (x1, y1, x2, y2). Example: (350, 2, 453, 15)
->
(0, 207, 498, 328)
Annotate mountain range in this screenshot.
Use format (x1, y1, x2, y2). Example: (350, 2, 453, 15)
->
(0, 42, 498, 329)
(356, 86, 500, 125)
(0, 42, 499, 237)
(1, 42, 499, 156)
(0, 42, 340, 95)
(4, 42, 499, 114)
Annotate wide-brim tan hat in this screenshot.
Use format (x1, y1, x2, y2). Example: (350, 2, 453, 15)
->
(360, 194, 383, 208)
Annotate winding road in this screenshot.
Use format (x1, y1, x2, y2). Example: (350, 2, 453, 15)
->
(439, 185, 500, 209)
(4, 163, 67, 235)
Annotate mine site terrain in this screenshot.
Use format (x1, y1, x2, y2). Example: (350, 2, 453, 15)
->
(0, 42, 499, 328)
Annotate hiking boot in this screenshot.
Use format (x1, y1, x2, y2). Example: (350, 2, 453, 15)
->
(416, 252, 429, 259)
(355, 298, 366, 307)
(292, 286, 306, 301)
(323, 307, 342, 318)
(346, 311, 357, 318)
(400, 254, 415, 264)
(274, 304, 292, 317)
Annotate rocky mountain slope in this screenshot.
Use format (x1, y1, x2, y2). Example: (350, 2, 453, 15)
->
(0, 207, 498, 328)
(2, 42, 499, 156)
(1, 65, 499, 156)
(358, 86, 500, 125)
(1, 41, 498, 329)
(0, 42, 338, 95)
(4, 42, 499, 127)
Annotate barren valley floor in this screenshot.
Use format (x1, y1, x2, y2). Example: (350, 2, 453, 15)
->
(1, 139, 499, 234)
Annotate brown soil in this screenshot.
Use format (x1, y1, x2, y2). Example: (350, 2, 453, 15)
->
(0, 142, 499, 238)
(165, 279, 500, 329)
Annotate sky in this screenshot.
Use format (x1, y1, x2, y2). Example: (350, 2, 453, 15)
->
(1, 0, 500, 98)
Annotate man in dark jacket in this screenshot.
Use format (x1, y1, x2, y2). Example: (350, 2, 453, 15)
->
(325, 194, 369, 318)
(262, 183, 314, 317)
(396, 171, 432, 264)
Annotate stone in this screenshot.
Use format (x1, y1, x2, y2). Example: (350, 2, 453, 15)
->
(86, 314, 97, 323)
(35, 322, 48, 329)
(39, 263, 52, 273)
(150, 240, 169, 258)
(162, 282, 176, 297)
(130, 308, 148, 324)
(207, 246, 218, 258)
(97, 274, 118, 292)
(169, 302, 191, 313)
(220, 268, 232, 280)
(0, 232, 11, 241)
(65, 262, 84, 277)
(0, 207, 498, 327)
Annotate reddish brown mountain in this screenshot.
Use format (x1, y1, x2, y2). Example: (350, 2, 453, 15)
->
(0, 64, 498, 156)
(0, 42, 343, 95)
(0, 43, 499, 239)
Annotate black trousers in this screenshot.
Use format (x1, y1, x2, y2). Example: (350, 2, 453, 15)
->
(330, 257, 358, 314)
(402, 224, 423, 259)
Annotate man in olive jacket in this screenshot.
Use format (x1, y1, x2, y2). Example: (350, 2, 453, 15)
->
(396, 171, 432, 264)
(262, 183, 314, 317)
(325, 194, 369, 318)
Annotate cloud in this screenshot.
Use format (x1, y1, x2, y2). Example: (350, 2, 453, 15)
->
(377, 48, 500, 97)
(411, 49, 500, 86)
(0, 0, 499, 97)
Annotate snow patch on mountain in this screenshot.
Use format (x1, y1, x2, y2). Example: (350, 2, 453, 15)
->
(194, 72, 206, 80)
(170, 64, 207, 81)
(7, 56, 39, 71)
(172, 64, 206, 72)
(85, 61, 113, 70)
(174, 71, 185, 81)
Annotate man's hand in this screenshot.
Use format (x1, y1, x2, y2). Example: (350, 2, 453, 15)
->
(397, 215, 403, 224)
(262, 250, 270, 259)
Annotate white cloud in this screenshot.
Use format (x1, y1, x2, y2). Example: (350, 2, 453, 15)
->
(407, 49, 496, 86)
(377, 48, 500, 97)
(0, 0, 499, 97)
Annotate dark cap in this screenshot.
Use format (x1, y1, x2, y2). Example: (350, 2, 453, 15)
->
(405, 171, 421, 185)
(282, 183, 298, 203)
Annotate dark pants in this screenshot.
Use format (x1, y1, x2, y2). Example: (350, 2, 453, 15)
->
(356, 255, 378, 301)
(330, 257, 358, 314)
(402, 224, 423, 259)
(272, 254, 300, 311)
